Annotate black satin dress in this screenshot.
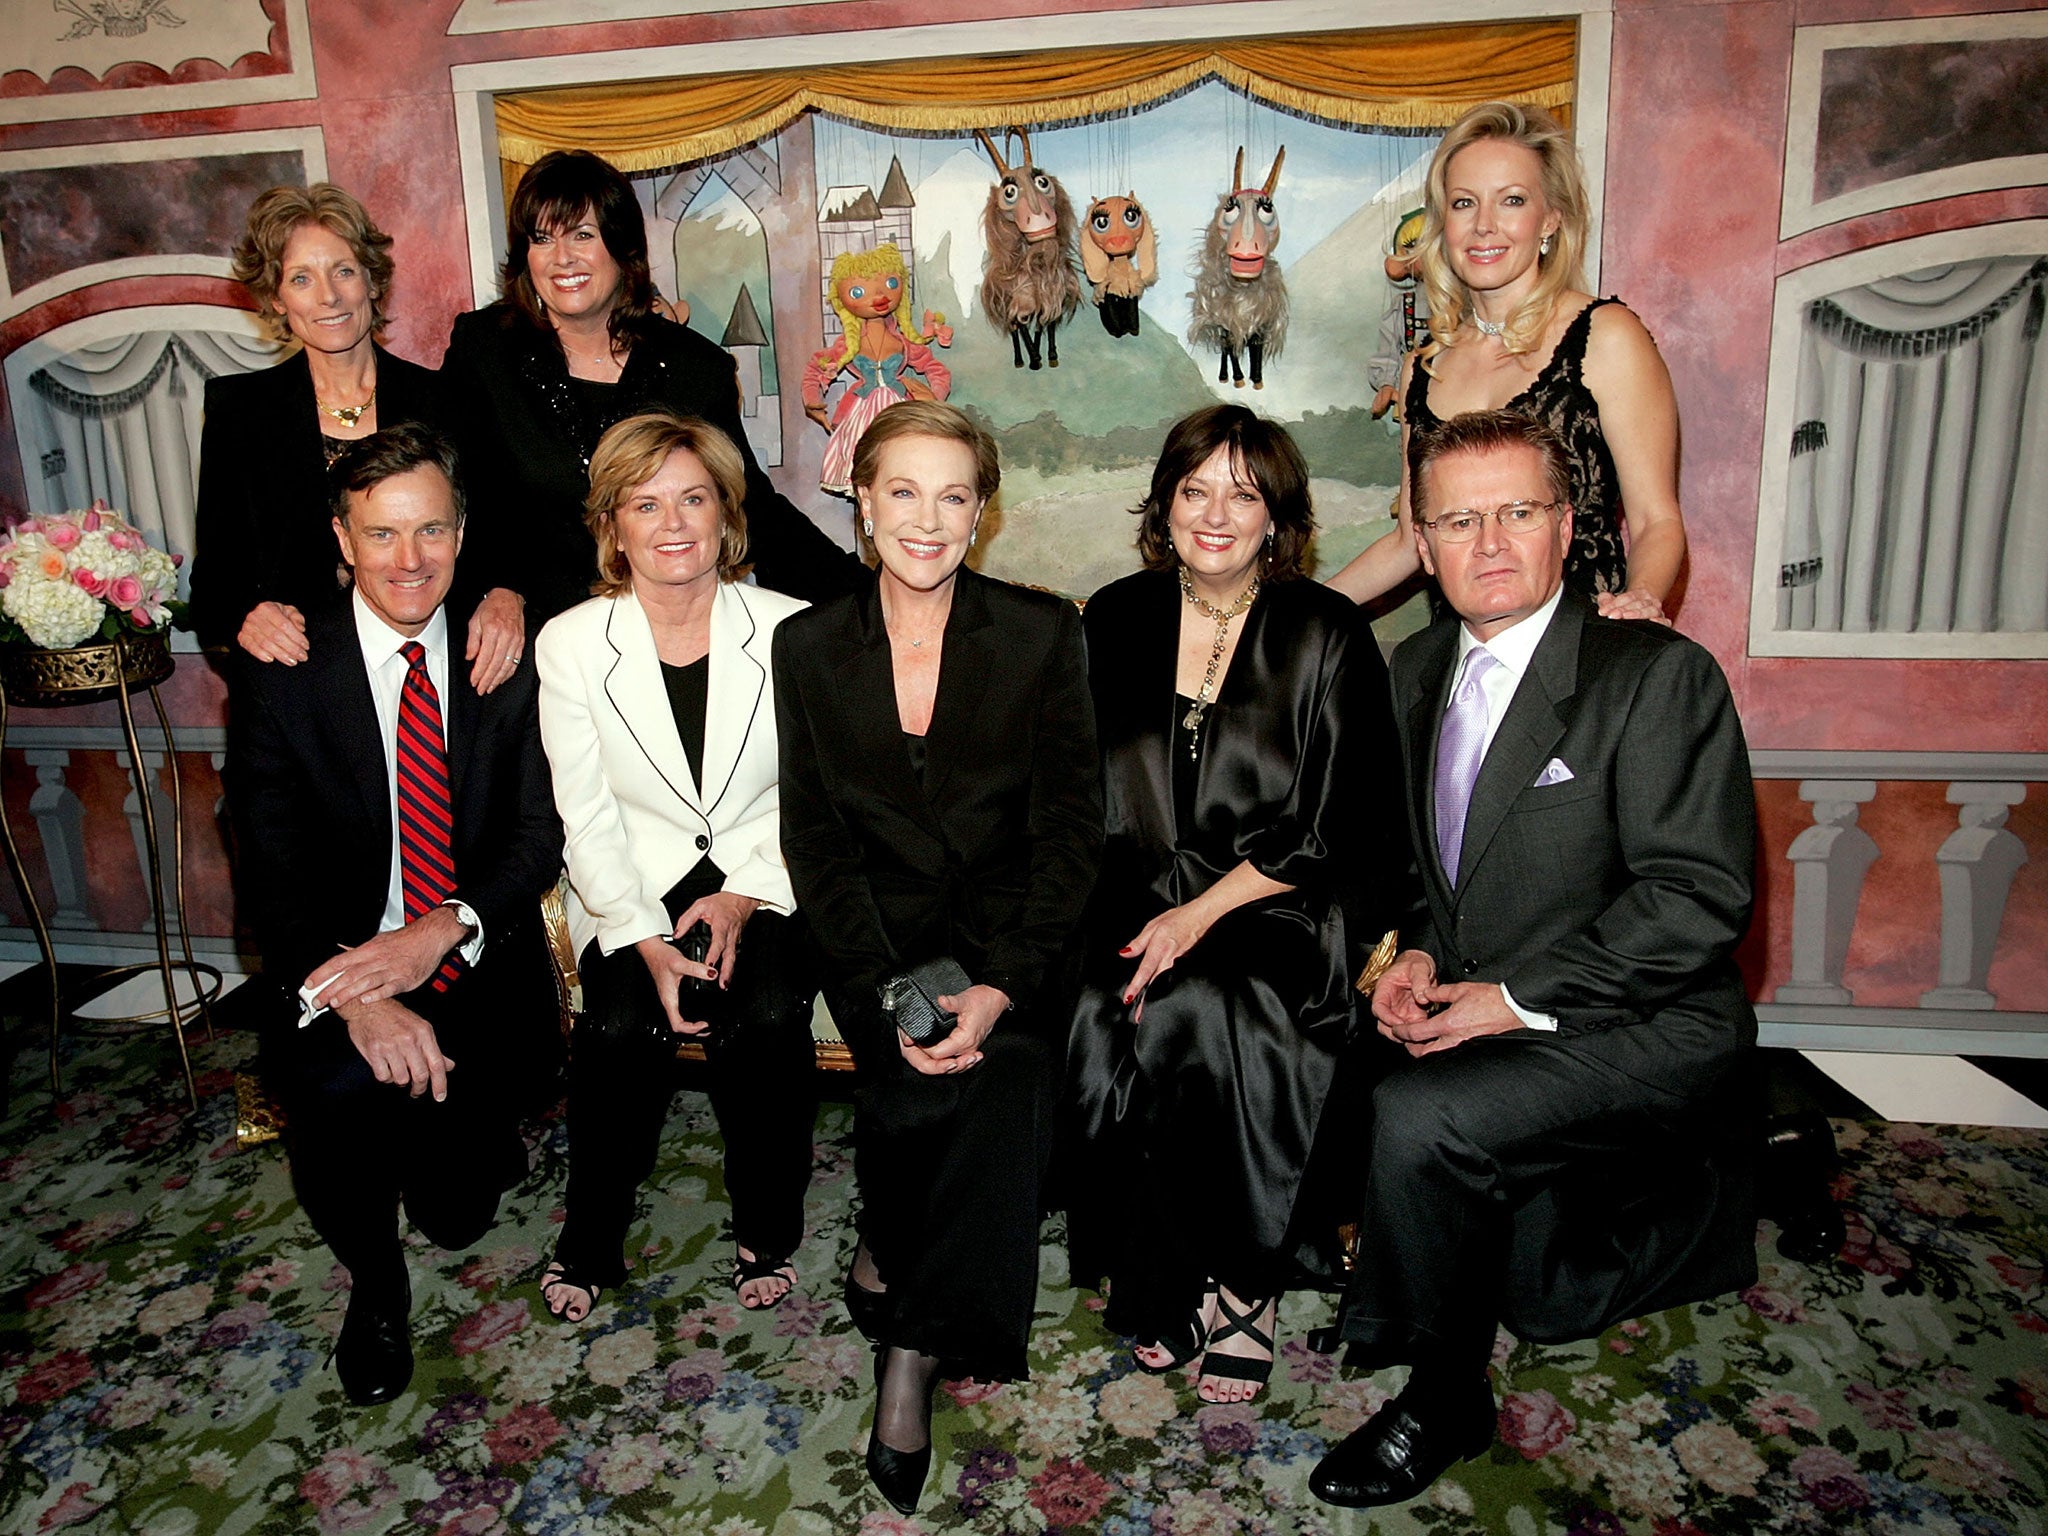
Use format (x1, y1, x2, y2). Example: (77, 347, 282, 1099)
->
(1065, 569, 1406, 1341)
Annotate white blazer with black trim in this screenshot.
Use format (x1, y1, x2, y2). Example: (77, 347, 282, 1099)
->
(536, 579, 808, 960)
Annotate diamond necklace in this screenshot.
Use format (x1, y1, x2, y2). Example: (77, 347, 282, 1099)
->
(1179, 563, 1260, 755)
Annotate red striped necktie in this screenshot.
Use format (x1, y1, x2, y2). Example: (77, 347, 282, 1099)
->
(396, 640, 464, 992)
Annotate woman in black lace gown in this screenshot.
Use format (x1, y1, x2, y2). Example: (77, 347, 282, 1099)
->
(1327, 102, 1685, 623)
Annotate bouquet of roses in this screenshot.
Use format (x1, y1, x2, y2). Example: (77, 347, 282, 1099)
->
(0, 501, 184, 650)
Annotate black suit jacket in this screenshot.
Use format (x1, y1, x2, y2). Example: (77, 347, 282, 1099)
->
(226, 600, 563, 998)
(189, 346, 446, 649)
(441, 304, 862, 621)
(772, 568, 1102, 1034)
(1392, 590, 1756, 1068)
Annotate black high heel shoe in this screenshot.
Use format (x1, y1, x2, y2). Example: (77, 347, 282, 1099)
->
(866, 1345, 938, 1514)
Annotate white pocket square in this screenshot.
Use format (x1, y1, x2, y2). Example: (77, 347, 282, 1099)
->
(1533, 758, 1575, 787)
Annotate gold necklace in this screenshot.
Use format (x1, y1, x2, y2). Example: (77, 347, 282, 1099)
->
(316, 388, 376, 428)
(1178, 563, 1259, 754)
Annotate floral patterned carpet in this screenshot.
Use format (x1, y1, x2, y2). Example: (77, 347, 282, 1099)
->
(3, 1023, 2045, 1536)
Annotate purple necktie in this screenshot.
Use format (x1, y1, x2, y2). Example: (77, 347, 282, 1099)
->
(1434, 647, 1499, 885)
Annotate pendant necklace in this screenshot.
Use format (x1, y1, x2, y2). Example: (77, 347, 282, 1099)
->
(1472, 313, 1507, 338)
(1179, 563, 1259, 757)
(316, 389, 376, 428)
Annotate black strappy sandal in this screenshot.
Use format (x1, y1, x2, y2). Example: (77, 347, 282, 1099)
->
(539, 1259, 604, 1324)
(1197, 1290, 1276, 1398)
(730, 1248, 798, 1310)
(1131, 1283, 1216, 1375)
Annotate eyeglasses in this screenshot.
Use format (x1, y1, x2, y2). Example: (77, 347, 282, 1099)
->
(1418, 500, 1560, 543)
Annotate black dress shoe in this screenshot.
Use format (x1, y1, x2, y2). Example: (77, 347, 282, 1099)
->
(335, 1282, 414, 1407)
(865, 1433, 931, 1515)
(1310, 1384, 1494, 1508)
(844, 1264, 889, 1342)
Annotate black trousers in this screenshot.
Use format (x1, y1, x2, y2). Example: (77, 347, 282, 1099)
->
(836, 988, 1055, 1382)
(259, 955, 543, 1302)
(1338, 1028, 1755, 1374)
(555, 909, 821, 1288)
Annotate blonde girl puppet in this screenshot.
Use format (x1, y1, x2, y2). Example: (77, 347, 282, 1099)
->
(802, 245, 953, 495)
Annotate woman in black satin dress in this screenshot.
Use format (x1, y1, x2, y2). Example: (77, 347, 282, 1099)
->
(1067, 404, 1406, 1404)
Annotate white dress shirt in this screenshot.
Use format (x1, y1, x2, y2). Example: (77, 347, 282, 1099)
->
(351, 591, 485, 964)
(1448, 583, 1566, 1030)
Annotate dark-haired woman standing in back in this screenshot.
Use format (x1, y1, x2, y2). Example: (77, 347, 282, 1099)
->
(442, 149, 860, 626)
(1067, 404, 1406, 1405)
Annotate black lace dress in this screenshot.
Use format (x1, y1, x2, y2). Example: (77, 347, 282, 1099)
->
(1404, 297, 1629, 596)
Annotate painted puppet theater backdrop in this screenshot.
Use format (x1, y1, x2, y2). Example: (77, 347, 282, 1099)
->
(618, 84, 1442, 637)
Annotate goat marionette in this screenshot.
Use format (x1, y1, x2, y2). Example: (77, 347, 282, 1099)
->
(1081, 194, 1158, 338)
(1188, 147, 1288, 390)
(976, 128, 1081, 370)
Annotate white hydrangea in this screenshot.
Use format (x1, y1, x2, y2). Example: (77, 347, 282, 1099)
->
(4, 576, 103, 648)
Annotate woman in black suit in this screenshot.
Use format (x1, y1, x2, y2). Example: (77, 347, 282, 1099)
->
(1065, 405, 1406, 1404)
(772, 401, 1101, 1515)
(190, 184, 522, 692)
(442, 150, 861, 627)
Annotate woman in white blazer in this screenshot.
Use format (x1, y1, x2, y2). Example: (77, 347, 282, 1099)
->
(535, 411, 819, 1320)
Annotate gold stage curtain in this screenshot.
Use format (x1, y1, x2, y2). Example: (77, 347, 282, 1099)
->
(495, 19, 1577, 182)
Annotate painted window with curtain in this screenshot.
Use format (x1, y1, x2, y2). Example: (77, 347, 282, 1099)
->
(11, 325, 281, 603)
(1777, 255, 2048, 640)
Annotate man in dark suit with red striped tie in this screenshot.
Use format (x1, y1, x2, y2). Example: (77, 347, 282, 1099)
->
(228, 423, 562, 1407)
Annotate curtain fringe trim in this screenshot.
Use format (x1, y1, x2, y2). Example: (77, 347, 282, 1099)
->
(498, 75, 1575, 172)
(27, 337, 220, 421)
(1808, 257, 2048, 362)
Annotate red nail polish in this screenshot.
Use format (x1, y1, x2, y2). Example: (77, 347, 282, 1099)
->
(1119, 946, 1134, 955)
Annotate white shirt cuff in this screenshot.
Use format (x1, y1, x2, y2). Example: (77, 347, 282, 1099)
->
(1501, 984, 1558, 1032)
(442, 898, 487, 966)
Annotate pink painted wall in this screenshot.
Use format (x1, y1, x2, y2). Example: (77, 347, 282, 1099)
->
(0, 0, 2041, 998)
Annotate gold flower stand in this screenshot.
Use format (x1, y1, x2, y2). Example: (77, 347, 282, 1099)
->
(0, 630, 219, 1110)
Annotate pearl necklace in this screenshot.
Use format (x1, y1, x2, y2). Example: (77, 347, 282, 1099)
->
(1179, 563, 1259, 755)
(1472, 314, 1507, 338)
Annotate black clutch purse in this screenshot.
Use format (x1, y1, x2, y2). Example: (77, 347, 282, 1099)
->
(879, 957, 973, 1046)
(667, 921, 727, 1043)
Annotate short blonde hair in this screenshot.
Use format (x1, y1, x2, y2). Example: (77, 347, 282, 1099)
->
(1416, 102, 1588, 361)
(232, 184, 394, 344)
(849, 400, 1001, 503)
(583, 413, 750, 598)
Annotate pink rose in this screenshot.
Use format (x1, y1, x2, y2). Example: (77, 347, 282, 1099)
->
(1845, 1381, 1913, 1432)
(45, 522, 80, 550)
(451, 1298, 528, 1356)
(0, 566, 11, 588)
(35, 1482, 104, 1531)
(14, 1350, 94, 1405)
(1740, 1286, 1808, 1324)
(106, 529, 138, 552)
(1991, 1255, 2044, 1289)
(945, 1378, 1005, 1407)
(1498, 1388, 1575, 1459)
(484, 1403, 563, 1464)
(107, 575, 144, 610)
(71, 569, 106, 597)
(297, 1448, 396, 1532)
(25, 1262, 107, 1310)
(15, 518, 39, 535)
(79, 509, 101, 533)
(1027, 1459, 1112, 1528)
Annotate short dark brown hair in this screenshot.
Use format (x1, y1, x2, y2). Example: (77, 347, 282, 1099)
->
(584, 412, 750, 597)
(1133, 404, 1314, 580)
(1410, 408, 1572, 523)
(331, 423, 464, 526)
(849, 400, 1002, 505)
(499, 150, 656, 346)
(232, 183, 394, 344)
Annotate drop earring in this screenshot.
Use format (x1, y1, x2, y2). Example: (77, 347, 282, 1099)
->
(861, 518, 874, 537)
(1539, 234, 1552, 257)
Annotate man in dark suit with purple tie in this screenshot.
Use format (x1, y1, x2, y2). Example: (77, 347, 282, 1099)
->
(227, 424, 561, 1407)
(1311, 409, 1758, 1508)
